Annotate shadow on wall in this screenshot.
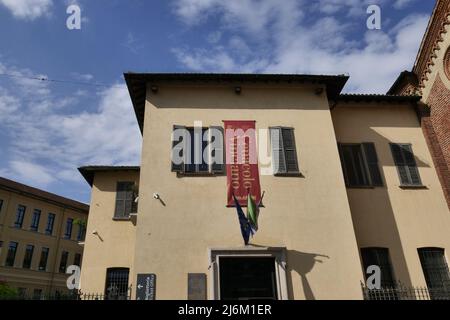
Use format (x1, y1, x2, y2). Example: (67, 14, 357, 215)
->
(286, 250, 329, 300)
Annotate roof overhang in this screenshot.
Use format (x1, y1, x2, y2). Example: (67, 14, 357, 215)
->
(387, 71, 419, 95)
(338, 94, 421, 103)
(0, 177, 89, 213)
(78, 166, 140, 186)
(124, 72, 349, 134)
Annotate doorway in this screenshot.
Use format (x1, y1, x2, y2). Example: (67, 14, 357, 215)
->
(219, 257, 278, 300)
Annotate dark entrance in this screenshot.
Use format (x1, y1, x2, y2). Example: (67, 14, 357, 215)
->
(219, 257, 278, 300)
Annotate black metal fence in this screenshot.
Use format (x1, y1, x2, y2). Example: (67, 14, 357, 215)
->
(361, 282, 450, 300)
(0, 288, 132, 301)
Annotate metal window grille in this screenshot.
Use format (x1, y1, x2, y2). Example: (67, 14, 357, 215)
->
(361, 281, 450, 300)
(418, 248, 450, 299)
(105, 268, 130, 300)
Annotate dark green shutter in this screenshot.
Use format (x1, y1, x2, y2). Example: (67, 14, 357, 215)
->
(390, 143, 421, 185)
(362, 143, 383, 186)
(390, 144, 410, 185)
(210, 126, 224, 174)
(171, 125, 186, 172)
(270, 128, 286, 174)
(402, 145, 422, 185)
(338, 143, 349, 186)
(282, 128, 299, 173)
(115, 182, 134, 218)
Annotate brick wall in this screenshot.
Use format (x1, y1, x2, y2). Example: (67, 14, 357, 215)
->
(424, 73, 450, 209)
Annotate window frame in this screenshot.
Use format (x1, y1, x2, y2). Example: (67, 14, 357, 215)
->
(74, 253, 82, 267)
(22, 244, 35, 269)
(76, 224, 86, 241)
(114, 181, 136, 220)
(38, 247, 49, 271)
(338, 143, 383, 188)
(5, 241, 18, 267)
(390, 143, 422, 186)
(14, 205, 26, 228)
(45, 213, 56, 235)
(269, 127, 301, 176)
(59, 251, 69, 273)
(64, 218, 73, 239)
(171, 125, 225, 176)
(30, 209, 41, 232)
(105, 267, 130, 300)
(418, 247, 450, 290)
(360, 247, 396, 288)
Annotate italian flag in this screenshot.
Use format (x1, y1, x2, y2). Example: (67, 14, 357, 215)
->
(247, 190, 264, 233)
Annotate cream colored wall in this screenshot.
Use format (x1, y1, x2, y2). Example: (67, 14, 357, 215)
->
(420, 16, 450, 100)
(79, 171, 138, 294)
(0, 188, 86, 294)
(332, 102, 450, 287)
(134, 83, 364, 300)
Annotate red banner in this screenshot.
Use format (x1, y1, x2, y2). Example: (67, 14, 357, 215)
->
(224, 120, 261, 207)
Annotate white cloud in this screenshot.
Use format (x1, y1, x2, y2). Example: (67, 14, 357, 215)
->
(0, 62, 142, 193)
(171, 0, 429, 93)
(71, 72, 94, 81)
(122, 32, 145, 54)
(393, 0, 416, 9)
(0, 0, 52, 20)
(9, 160, 55, 186)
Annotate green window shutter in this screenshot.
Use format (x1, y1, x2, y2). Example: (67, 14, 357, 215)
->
(115, 182, 134, 218)
(270, 128, 286, 174)
(171, 125, 186, 172)
(390, 143, 410, 185)
(282, 128, 299, 173)
(338, 143, 349, 186)
(114, 182, 125, 218)
(390, 143, 421, 185)
(402, 145, 422, 185)
(210, 126, 224, 174)
(362, 143, 383, 187)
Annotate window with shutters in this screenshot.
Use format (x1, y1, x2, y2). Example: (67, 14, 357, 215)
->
(114, 181, 135, 219)
(171, 125, 224, 175)
(390, 143, 422, 186)
(338, 143, 383, 187)
(270, 127, 300, 176)
(361, 247, 396, 288)
(418, 248, 450, 294)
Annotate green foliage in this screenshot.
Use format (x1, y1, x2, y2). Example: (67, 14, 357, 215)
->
(0, 282, 18, 299)
(73, 218, 87, 228)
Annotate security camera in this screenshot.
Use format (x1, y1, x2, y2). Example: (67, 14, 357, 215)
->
(153, 193, 160, 200)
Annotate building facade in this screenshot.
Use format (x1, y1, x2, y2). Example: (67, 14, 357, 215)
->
(0, 177, 88, 298)
(78, 72, 450, 299)
(389, 0, 450, 210)
(78, 1, 450, 300)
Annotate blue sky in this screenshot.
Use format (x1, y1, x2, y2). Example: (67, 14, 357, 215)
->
(0, 0, 436, 203)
